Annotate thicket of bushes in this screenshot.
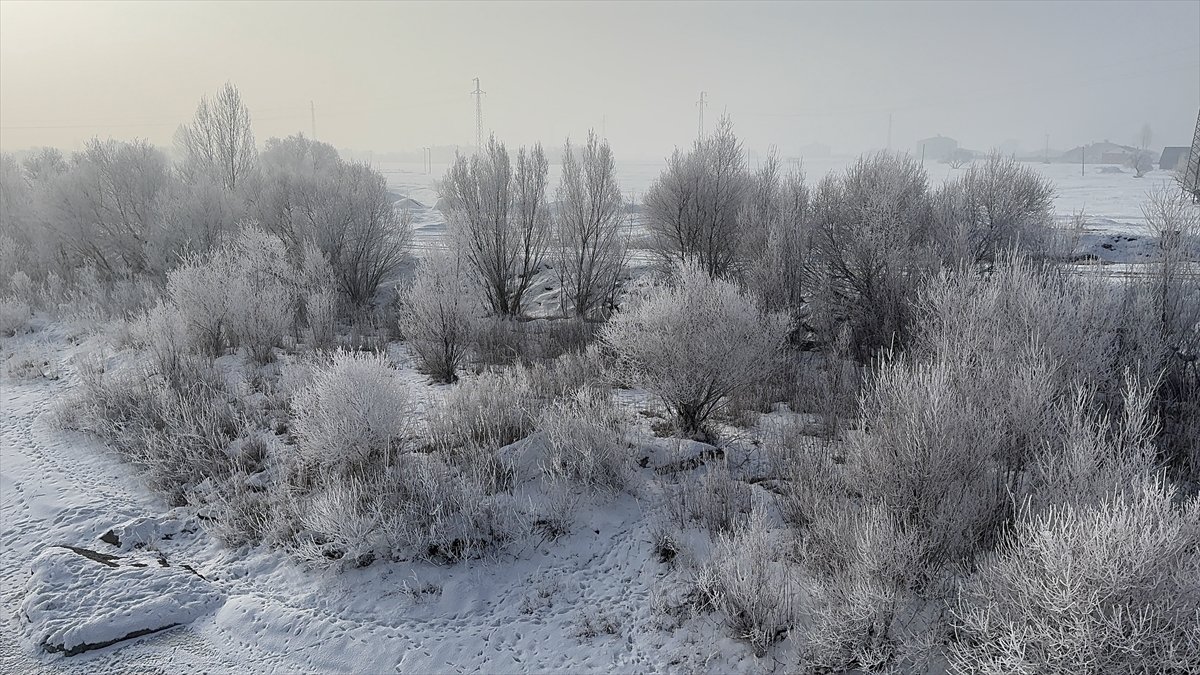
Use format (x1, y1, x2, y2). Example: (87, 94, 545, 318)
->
(6, 99, 1198, 672)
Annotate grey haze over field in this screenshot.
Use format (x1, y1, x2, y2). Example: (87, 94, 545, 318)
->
(1, 0, 1198, 159)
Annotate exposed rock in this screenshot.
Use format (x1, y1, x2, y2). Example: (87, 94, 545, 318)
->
(21, 545, 223, 656)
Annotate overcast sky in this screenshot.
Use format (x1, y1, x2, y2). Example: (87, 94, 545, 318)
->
(1, 0, 1197, 160)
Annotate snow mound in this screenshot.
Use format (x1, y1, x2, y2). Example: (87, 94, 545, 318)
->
(100, 513, 199, 552)
(21, 545, 224, 656)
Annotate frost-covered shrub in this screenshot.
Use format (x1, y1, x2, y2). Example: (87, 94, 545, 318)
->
(428, 367, 538, 454)
(166, 252, 230, 357)
(0, 295, 30, 336)
(643, 116, 749, 278)
(539, 387, 631, 492)
(399, 252, 474, 383)
(951, 480, 1200, 674)
(601, 263, 788, 434)
(847, 358, 1025, 578)
(287, 454, 528, 567)
(290, 350, 410, 476)
(808, 152, 936, 357)
(523, 349, 603, 402)
(696, 510, 798, 655)
(796, 505, 930, 673)
(931, 152, 1055, 263)
(1029, 377, 1159, 512)
(303, 290, 336, 350)
(225, 228, 297, 364)
(56, 356, 238, 505)
(664, 455, 752, 536)
(383, 454, 528, 562)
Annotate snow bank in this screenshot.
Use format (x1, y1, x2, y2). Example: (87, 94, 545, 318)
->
(21, 545, 224, 656)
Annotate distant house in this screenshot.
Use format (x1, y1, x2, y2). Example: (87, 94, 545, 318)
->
(1059, 141, 1139, 165)
(1160, 146, 1188, 171)
(916, 135, 958, 162)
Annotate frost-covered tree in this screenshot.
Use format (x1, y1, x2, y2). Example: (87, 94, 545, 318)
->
(21, 147, 68, 183)
(1128, 149, 1155, 178)
(601, 263, 788, 434)
(809, 152, 935, 357)
(740, 155, 811, 318)
(555, 132, 626, 319)
(254, 135, 409, 308)
(440, 137, 551, 316)
(643, 116, 749, 279)
(42, 139, 176, 278)
(176, 82, 257, 191)
(931, 152, 1055, 263)
(399, 251, 474, 383)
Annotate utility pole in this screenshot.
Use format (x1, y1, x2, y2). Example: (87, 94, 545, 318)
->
(310, 101, 316, 140)
(697, 91, 707, 139)
(471, 77, 485, 153)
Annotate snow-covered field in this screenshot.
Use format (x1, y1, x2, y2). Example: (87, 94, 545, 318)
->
(0, 159, 1189, 673)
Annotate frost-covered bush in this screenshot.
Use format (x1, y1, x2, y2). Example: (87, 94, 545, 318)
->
(696, 510, 798, 655)
(290, 350, 410, 476)
(56, 355, 238, 505)
(808, 152, 936, 357)
(287, 453, 528, 567)
(165, 251, 230, 357)
(951, 480, 1200, 674)
(538, 387, 630, 492)
(399, 252, 474, 383)
(225, 228, 297, 364)
(796, 505, 931, 672)
(931, 152, 1055, 263)
(601, 263, 788, 434)
(303, 290, 336, 350)
(0, 295, 30, 336)
(846, 358, 1032, 578)
(643, 116, 749, 278)
(255, 135, 410, 308)
(164, 228, 305, 363)
(428, 367, 538, 454)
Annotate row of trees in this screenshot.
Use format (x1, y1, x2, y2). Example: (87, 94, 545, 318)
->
(641, 117, 1057, 357)
(0, 83, 408, 321)
(438, 131, 628, 320)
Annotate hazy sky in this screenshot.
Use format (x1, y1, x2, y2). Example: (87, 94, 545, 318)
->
(2, 0, 1197, 160)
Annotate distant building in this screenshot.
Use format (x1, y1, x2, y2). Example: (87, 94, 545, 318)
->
(916, 135, 958, 162)
(1058, 141, 1138, 164)
(1160, 146, 1188, 171)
